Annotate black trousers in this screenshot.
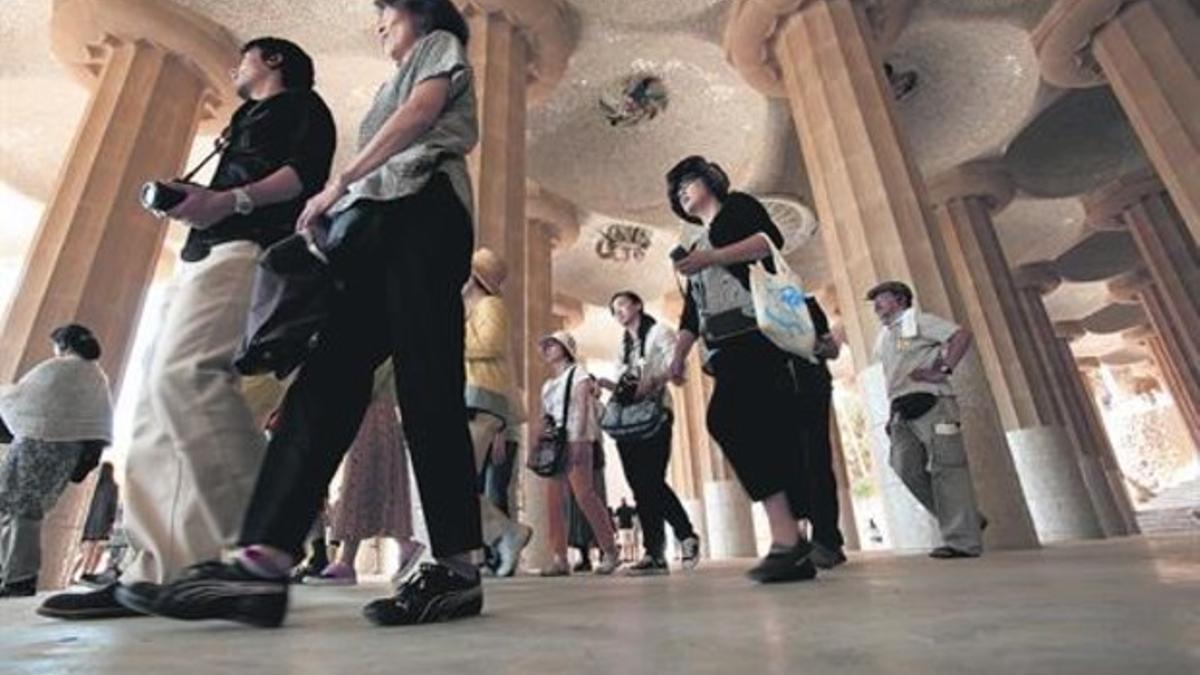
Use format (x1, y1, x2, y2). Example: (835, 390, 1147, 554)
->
(239, 175, 480, 559)
(796, 377, 843, 550)
(616, 422, 696, 559)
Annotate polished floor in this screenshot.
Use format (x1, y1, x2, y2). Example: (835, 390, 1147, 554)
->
(2, 536, 1197, 675)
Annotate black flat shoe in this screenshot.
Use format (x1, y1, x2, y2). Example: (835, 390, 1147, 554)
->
(810, 543, 848, 570)
(747, 542, 818, 584)
(37, 584, 144, 619)
(113, 582, 164, 614)
(0, 576, 37, 598)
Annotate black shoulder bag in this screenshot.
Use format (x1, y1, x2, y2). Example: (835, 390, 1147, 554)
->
(527, 367, 576, 478)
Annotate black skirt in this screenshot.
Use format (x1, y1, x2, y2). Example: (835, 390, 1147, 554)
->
(705, 333, 808, 502)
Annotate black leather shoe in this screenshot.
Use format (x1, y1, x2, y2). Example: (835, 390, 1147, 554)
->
(37, 584, 144, 619)
(0, 576, 37, 598)
(363, 563, 482, 627)
(145, 561, 288, 628)
(113, 582, 165, 615)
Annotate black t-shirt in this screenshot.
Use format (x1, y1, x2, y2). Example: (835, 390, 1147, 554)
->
(182, 89, 337, 260)
(616, 505, 637, 529)
(679, 192, 785, 342)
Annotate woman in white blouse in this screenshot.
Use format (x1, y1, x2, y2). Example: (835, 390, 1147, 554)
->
(536, 331, 620, 576)
(599, 291, 700, 576)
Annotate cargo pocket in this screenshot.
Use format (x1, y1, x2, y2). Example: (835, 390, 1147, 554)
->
(930, 421, 968, 469)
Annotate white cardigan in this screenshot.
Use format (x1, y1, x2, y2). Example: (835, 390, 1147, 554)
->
(0, 356, 113, 443)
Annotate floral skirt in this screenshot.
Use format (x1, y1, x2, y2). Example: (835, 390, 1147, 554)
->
(0, 438, 84, 519)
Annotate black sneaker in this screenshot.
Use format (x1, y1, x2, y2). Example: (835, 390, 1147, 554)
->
(746, 542, 818, 584)
(0, 576, 37, 598)
(810, 542, 848, 570)
(37, 583, 143, 619)
(625, 555, 669, 577)
(362, 563, 482, 627)
(142, 560, 288, 628)
(113, 582, 165, 615)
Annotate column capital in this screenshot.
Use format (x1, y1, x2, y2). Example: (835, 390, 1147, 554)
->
(1012, 262, 1063, 295)
(1033, 0, 1130, 88)
(1107, 266, 1153, 302)
(724, 0, 916, 98)
(51, 0, 240, 126)
(1122, 324, 1157, 343)
(1082, 168, 1165, 229)
(1053, 320, 1088, 341)
(527, 182, 580, 251)
(552, 293, 584, 330)
(928, 160, 1016, 212)
(457, 0, 574, 103)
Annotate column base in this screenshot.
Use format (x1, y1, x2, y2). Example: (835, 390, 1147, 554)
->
(1078, 452, 1130, 537)
(702, 480, 757, 559)
(1007, 425, 1105, 542)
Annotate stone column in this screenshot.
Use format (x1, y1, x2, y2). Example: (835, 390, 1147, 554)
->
(1013, 266, 1131, 536)
(1127, 324, 1200, 451)
(1036, 0, 1200, 242)
(461, 0, 572, 381)
(828, 407, 862, 551)
(519, 187, 578, 569)
(725, 0, 1039, 549)
(662, 292, 709, 558)
(928, 163, 1103, 542)
(0, 0, 238, 590)
(1054, 322, 1142, 533)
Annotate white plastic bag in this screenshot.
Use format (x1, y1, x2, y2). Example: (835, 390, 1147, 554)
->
(749, 233, 816, 360)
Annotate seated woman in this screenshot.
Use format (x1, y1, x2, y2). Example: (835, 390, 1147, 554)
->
(0, 324, 113, 597)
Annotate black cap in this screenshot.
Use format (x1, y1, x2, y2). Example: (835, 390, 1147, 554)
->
(866, 280, 914, 307)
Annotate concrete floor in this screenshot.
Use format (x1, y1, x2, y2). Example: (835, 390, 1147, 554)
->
(2, 535, 1197, 675)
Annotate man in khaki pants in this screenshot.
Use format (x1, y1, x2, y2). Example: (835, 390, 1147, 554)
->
(40, 37, 336, 619)
(869, 281, 985, 559)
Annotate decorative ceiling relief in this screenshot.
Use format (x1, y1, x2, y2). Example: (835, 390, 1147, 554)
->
(595, 223, 654, 262)
(599, 73, 669, 127)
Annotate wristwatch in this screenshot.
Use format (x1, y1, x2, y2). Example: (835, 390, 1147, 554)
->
(231, 187, 254, 215)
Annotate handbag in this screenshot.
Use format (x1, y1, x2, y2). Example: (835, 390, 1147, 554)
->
(600, 396, 671, 441)
(890, 392, 938, 421)
(527, 367, 576, 478)
(749, 233, 817, 360)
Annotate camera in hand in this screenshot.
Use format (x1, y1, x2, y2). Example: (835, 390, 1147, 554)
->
(139, 181, 191, 213)
(669, 244, 691, 262)
(614, 372, 641, 405)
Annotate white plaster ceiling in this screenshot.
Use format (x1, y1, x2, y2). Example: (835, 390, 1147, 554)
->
(526, 26, 769, 227)
(993, 196, 1087, 268)
(888, 17, 1041, 176)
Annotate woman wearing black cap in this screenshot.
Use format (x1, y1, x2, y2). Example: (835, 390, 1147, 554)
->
(665, 155, 818, 583)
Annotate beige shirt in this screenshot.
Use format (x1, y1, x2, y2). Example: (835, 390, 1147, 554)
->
(873, 309, 960, 400)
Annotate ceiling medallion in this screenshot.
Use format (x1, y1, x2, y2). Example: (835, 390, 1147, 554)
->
(595, 223, 653, 262)
(599, 73, 669, 127)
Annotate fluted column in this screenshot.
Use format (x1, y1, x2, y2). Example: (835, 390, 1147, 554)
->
(1085, 171, 1200, 364)
(1054, 322, 1142, 533)
(0, 0, 238, 590)
(929, 162, 1103, 542)
(1013, 266, 1131, 536)
(1036, 0, 1200, 242)
(661, 291, 709, 558)
(519, 187, 578, 569)
(725, 0, 1039, 549)
(461, 0, 572, 380)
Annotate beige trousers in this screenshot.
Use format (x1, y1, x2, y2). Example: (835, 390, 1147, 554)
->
(121, 241, 270, 584)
